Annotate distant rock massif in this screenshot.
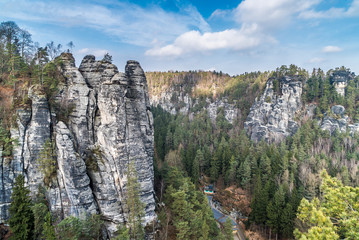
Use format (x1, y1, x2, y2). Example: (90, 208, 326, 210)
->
(150, 90, 239, 124)
(0, 53, 156, 236)
(244, 70, 359, 142)
(147, 72, 239, 124)
(149, 69, 358, 143)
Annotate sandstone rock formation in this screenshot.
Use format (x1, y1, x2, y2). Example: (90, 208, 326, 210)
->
(330, 69, 355, 96)
(150, 90, 239, 124)
(0, 53, 156, 236)
(244, 76, 303, 142)
(321, 105, 359, 135)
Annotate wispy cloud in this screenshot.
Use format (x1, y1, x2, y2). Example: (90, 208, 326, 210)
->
(0, 0, 209, 47)
(299, 0, 359, 19)
(322, 46, 342, 53)
(234, 0, 321, 31)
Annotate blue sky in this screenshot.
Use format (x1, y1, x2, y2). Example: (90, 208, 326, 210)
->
(1, 0, 359, 75)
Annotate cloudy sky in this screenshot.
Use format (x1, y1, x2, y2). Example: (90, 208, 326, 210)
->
(1, 0, 359, 75)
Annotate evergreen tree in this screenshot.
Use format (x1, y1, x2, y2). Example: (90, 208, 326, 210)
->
(281, 203, 294, 238)
(102, 53, 112, 63)
(42, 212, 56, 240)
(115, 225, 130, 240)
(223, 217, 234, 240)
(37, 139, 57, 186)
(32, 203, 48, 240)
(259, 154, 271, 182)
(239, 156, 251, 189)
(9, 175, 34, 240)
(227, 156, 238, 184)
(250, 175, 269, 226)
(126, 161, 145, 240)
(210, 155, 220, 182)
(199, 219, 210, 240)
(192, 149, 202, 183)
(56, 214, 103, 239)
(266, 186, 285, 240)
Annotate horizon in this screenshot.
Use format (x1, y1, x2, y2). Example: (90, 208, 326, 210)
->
(1, 0, 359, 75)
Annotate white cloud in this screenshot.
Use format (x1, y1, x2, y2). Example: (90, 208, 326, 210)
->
(322, 46, 342, 53)
(147, 0, 318, 57)
(145, 26, 275, 57)
(0, 0, 209, 47)
(234, 0, 321, 31)
(77, 48, 108, 58)
(299, 0, 359, 19)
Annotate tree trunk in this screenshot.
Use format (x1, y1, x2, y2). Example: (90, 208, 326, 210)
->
(269, 228, 271, 240)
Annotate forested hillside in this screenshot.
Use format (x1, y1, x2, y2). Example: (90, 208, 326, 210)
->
(150, 65, 359, 239)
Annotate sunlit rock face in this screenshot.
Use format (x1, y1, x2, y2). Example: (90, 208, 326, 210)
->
(320, 105, 359, 135)
(0, 53, 156, 236)
(244, 76, 303, 143)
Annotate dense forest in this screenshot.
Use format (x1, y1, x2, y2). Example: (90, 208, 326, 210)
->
(152, 66, 359, 239)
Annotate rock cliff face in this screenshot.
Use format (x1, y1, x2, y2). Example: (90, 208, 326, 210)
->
(244, 76, 303, 142)
(321, 105, 359, 135)
(0, 53, 156, 236)
(150, 89, 239, 124)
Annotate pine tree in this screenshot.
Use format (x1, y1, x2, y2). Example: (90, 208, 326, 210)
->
(37, 139, 57, 186)
(223, 217, 234, 240)
(266, 185, 285, 240)
(42, 212, 56, 240)
(281, 203, 294, 238)
(9, 175, 34, 240)
(239, 156, 251, 189)
(259, 154, 271, 182)
(32, 203, 48, 240)
(200, 219, 210, 240)
(250, 175, 269, 225)
(210, 155, 220, 181)
(115, 225, 130, 240)
(192, 149, 202, 183)
(227, 155, 238, 184)
(126, 161, 145, 240)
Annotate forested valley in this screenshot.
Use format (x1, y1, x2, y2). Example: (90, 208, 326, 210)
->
(150, 67, 359, 239)
(0, 20, 359, 240)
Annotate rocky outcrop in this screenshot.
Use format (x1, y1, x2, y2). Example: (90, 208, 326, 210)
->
(150, 90, 192, 115)
(0, 53, 156, 236)
(320, 105, 359, 135)
(330, 70, 355, 96)
(150, 90, 239, 124)
(244, 76, 303, 143)
(206, 98, 238, 123)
